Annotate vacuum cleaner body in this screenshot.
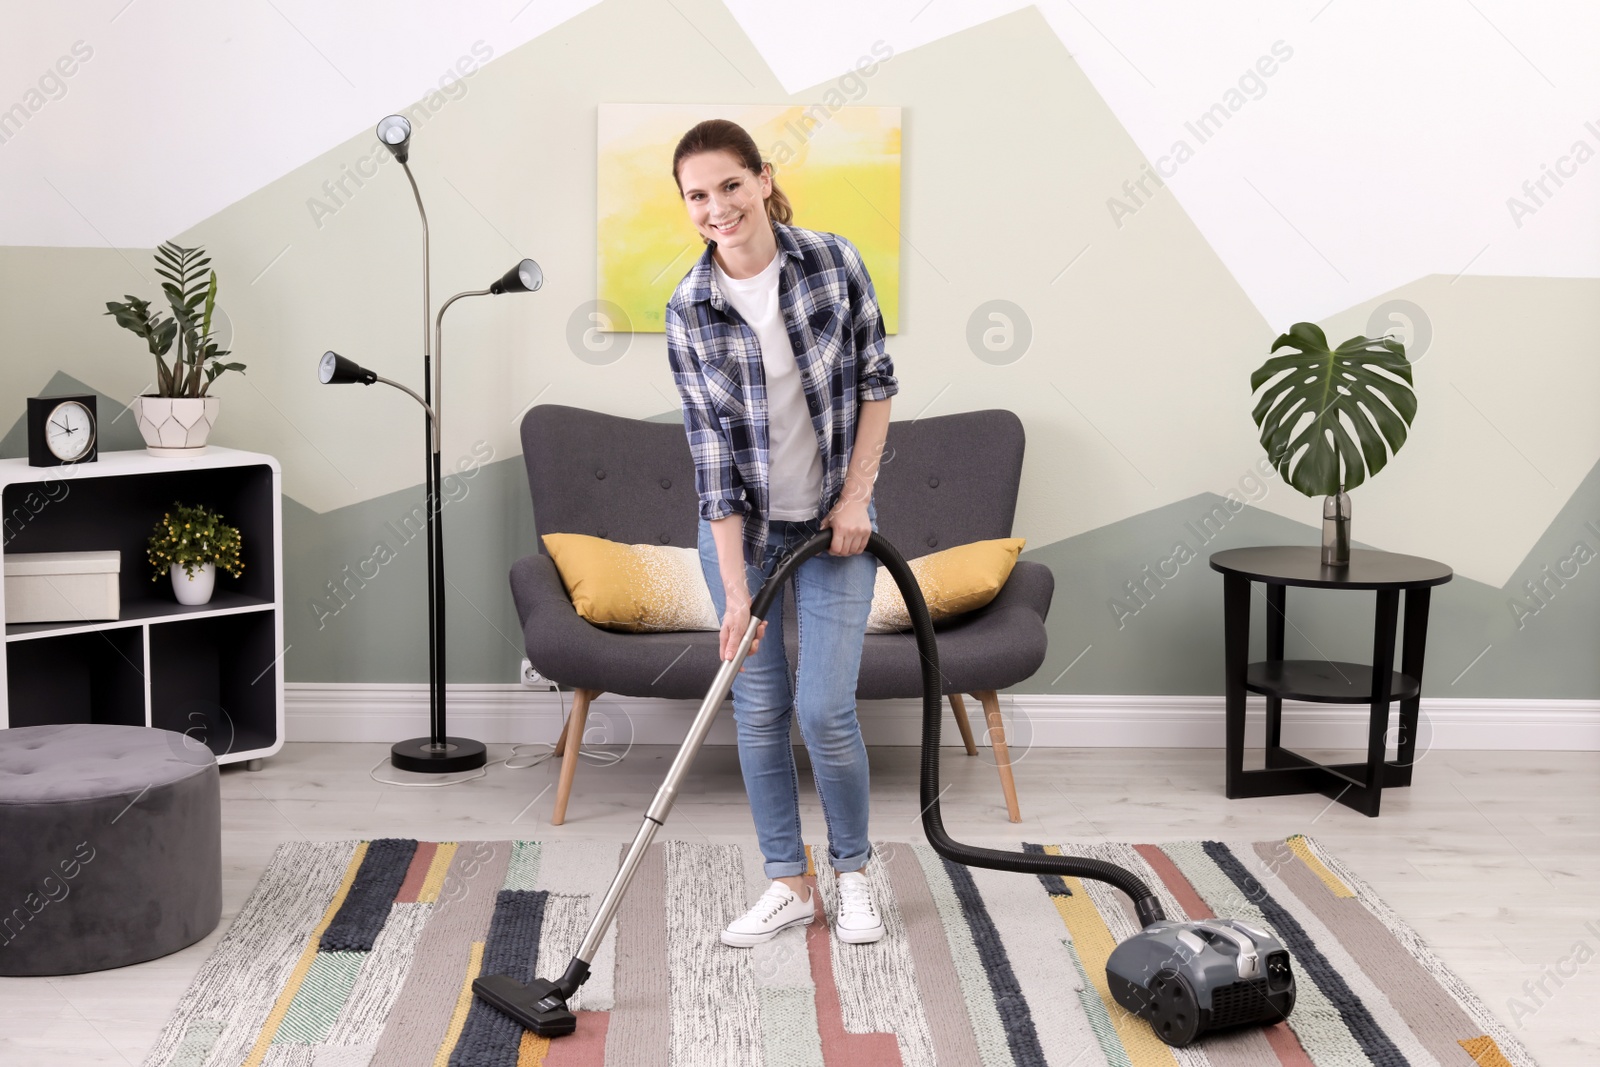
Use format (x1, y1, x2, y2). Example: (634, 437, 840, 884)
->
(1106, 919, 1296, 1047)
(473, 530, 1296, 1049)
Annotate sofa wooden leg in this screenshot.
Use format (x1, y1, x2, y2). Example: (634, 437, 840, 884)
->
(553, 696, 575, 757)
(948, 693, 979, 756)
(551, 688, 600, 826)
(975, 689, 1022, 823)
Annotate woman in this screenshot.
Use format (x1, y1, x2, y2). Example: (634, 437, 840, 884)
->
(665, 119, 898, 947)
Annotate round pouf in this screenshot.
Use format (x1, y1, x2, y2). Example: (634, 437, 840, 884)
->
(0, 723, 221, 975)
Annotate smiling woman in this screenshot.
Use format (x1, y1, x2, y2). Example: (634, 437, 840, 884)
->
(663, 117, 901, 950)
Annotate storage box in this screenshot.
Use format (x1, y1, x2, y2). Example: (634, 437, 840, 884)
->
(3, 551, 121, 624)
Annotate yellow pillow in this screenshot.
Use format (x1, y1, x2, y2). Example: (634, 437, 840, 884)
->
(542, 532, 1026, 636)
(866, 537, 1026, 633)
(542, 533, 720, 633)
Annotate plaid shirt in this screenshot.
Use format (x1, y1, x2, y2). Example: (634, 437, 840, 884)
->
(666, 221, 899, 570)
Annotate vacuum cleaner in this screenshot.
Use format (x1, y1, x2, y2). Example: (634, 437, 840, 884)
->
(473, 531, 1296, 1049)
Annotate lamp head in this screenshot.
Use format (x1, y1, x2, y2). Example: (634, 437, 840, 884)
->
(376, 115, 412, 164)
(490, 258, 544, 295)
(318, 351, 377, 386)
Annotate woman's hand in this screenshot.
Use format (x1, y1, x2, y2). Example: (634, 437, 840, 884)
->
(720, 587, 768, 670)
(820, 496, 872, 556)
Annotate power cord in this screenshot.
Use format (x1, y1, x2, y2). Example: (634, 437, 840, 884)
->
(501, 740, 625, 771)
(368, 754, 493, 788)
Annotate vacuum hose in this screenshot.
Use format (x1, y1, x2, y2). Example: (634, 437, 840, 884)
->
(749, 528, 1167, 929)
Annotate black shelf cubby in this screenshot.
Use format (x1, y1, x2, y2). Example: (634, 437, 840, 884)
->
(5, 628, 146, 728)
(2, 462, 275, 617)
(149, 609, 278, 759)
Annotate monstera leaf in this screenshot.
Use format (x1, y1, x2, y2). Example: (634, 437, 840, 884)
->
(1250, 322, 1416, 497)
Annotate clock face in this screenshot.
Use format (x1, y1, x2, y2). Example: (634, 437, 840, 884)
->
(46, 401, 95, 461)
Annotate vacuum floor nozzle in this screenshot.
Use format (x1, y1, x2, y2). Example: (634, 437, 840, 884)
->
(470, 975, 578, 1037)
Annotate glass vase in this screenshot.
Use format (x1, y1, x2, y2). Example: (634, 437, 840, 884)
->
(1321, 487, 1351, 566)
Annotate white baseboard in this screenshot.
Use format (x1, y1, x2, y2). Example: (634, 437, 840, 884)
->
(285, 684, 1600, 751)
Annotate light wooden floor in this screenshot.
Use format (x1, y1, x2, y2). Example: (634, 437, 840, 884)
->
(3, 741, 1595, 1065)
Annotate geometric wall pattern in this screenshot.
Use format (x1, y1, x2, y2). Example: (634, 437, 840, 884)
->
(3, 1, 1596, 696)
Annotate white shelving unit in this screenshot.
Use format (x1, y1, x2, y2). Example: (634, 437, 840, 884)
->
(1, 447, 285, 767)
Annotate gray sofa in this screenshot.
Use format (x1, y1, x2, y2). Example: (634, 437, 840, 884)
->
(511, 404, 1053, 824)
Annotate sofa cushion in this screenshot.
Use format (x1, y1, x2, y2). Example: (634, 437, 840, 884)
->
(866, 537, 1026, 633)
(544, 529, 1028, 637)
(542, 533, 721, 633)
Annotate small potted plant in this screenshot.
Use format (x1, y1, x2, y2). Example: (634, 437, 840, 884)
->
(148, 503, 244, 606)
(1249, 322, 1417, 565)
(105, 242, 246, 455)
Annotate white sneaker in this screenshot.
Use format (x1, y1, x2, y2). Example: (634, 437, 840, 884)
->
(834, 870, 885, 944)
(721, 881, 815, 947)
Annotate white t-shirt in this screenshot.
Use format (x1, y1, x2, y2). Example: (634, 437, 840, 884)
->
(714, 250, 824, 520)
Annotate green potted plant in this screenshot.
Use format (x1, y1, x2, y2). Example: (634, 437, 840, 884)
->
(1249, 322, 1417, 565)
(148, 502, 245, 606)
(105, 242, 246, 456)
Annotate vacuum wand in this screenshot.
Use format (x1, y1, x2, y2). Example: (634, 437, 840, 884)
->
(472, 611, 763, 1035)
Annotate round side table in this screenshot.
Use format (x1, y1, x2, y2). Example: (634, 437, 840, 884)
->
(1208, 546, 1452, 817)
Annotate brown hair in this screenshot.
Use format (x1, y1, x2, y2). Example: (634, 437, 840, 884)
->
(671, 119, 793, 239)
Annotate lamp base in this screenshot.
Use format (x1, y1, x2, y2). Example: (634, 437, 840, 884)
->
(390, 736, 488, 774)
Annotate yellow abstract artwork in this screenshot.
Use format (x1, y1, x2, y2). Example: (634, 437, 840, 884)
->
(597, 103, 901, 334)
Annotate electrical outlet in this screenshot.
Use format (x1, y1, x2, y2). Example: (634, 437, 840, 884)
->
(519, 659, 553, 688)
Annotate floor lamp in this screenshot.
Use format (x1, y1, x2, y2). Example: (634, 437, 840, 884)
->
(317, 114, 545, 774)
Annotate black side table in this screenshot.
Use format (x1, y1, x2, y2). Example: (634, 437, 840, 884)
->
(1209, 546, 1452, 817)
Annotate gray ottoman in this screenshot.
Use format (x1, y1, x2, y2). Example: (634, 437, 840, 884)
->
(0, 723, 221, 975)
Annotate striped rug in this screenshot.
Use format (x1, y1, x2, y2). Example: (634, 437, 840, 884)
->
(141, 836, 1537, 1067)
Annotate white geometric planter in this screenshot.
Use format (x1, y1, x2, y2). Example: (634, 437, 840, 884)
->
(134, 396, 220, 457)
(170, 561, 216, 606)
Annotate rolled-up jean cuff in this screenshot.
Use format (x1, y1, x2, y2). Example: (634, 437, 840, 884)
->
(763, 859, 809, 880)
(829, 843, 872, 875)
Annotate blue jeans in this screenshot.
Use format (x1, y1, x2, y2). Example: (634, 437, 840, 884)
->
(697, 499, 880, 879)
